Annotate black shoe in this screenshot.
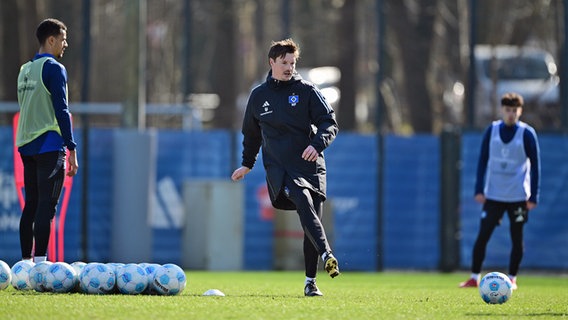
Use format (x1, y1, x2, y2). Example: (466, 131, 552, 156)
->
(304, 281, 323, 297)
(324, 253, 340, 278)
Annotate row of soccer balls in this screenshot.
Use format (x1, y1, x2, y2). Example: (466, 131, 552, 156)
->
(0, 260, 186, 295)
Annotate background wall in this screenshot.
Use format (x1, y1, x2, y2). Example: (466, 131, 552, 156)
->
(0, 127, 566, 271)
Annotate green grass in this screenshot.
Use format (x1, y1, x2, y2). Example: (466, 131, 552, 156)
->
(1, 271, 567, 319)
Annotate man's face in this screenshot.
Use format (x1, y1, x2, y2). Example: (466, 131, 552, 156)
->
(269, 53, 296, 81)
(501, 105, 522, 125)
(51, 30, 68, 58)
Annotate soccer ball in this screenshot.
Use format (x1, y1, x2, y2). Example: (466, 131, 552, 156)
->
(151, 263, 186, 295)
(29, 261, 53, 292)
(105, 263, 124, 293)
(45, 262, 77, 293)
(116, 263, 148, 295)
(479, 272, 513, 304)
(10, 260, 34, 290)
(70, 262, 86, 292)
(107, 263, 125, 274)
(80, 263, 116, 294)
(0, 260, 12, 290)
(139, 263, 160, 294)
(71, 261, 87, 275)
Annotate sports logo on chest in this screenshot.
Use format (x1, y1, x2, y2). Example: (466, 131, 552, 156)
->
(288, 94, 299, 107)
(260, 101, 273, 116)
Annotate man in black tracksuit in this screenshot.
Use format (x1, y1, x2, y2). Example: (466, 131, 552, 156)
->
(231, 39, 339, 296)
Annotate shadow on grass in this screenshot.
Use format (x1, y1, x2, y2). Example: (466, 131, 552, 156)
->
(465, 312, 568, 317)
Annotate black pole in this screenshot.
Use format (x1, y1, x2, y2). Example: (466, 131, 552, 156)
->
(375, 0, 385, 271)
(439, 127, 461, 272)
(80, 0, 91, 263)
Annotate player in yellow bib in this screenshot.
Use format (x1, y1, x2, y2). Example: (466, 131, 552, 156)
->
(16, 18, 78, 263)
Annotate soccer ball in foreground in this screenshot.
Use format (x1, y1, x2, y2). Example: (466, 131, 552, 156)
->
(0, 260, 12, 290)
(80, 263, 116, 294)
(116, 263, 148, 295)
(479, 272, 513, 304)
(29, 261, 53, 292)
(151, 263, 186, 295)
(10, 260, 34, 290)
(45, 262, 77, 293)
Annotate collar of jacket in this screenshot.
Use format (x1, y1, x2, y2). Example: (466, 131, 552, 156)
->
(266, 70, 302, 89)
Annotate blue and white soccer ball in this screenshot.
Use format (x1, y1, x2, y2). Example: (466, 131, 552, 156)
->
(70, 261, 86, 292)
(139, 263, 160, 294)
(151, 263, 186, 296)
(0, 260, 12, 290)
(70, 261, 87, 276)
(80, 263, 116, 294)
(29, 261, 53, 292)
(116, 263, 148, 295)
(479, 272, 513, 304)
(10, 260, 34, 290)
(106, 263, 125, 274)
(45, 262, 77, 293)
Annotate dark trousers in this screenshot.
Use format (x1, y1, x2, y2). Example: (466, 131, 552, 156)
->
(471, 199, 528, 276)
(19, 151, 66, 259)
(284, 175, 331, 278)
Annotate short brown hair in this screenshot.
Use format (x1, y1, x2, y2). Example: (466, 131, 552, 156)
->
(36, 18, 67, 45)
(501, 92, 524, 107)
(268, 38, 300, 61)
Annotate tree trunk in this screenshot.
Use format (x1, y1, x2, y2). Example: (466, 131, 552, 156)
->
(337, 0, 357, 130)
(1, 0, 21, 101)
(211, 0, 238, 129)
(388, 0, 436, 133)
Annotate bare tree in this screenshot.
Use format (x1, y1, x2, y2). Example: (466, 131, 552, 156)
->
(0, 0, 22, 101)
(387, 0, 438, 133)
(337, 0, 357, 130)
(0, 0, 563, 131)
(210, 0, 238, 129)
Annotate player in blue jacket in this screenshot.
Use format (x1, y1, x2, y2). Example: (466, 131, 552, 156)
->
(232, 39, 339, 296)
(460, 92, 540, 290)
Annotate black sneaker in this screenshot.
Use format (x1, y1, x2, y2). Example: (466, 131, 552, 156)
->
(324, 253, 340, 278)
(304, 281, 323, 297)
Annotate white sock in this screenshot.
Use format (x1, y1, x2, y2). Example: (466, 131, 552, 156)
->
(34, 256, 47, 263)
(305, 277, 316, 285)
(471, 273, 480, 281)
(508, 275, 516, 282)
(22, 258, 33, 262)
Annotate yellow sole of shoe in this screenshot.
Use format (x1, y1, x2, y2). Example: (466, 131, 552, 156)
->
(325, 258, 340, 278)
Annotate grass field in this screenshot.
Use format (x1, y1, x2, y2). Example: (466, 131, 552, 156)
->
(1, 271, 567, 319)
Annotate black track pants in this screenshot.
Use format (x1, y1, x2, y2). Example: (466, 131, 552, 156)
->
(284, 175, 331, 278)
(471, 199, 527, 276)
(19, 151, 66, 259)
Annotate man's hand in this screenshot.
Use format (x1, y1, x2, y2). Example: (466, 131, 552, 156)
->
(527, 201, 537, 210)
(231, 166, 251, 181)
(474, 193, 485, 204)
(67, 149, 79, 177)
(302, 145, 318, 162)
